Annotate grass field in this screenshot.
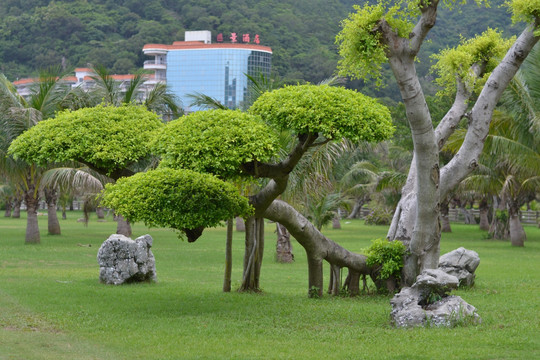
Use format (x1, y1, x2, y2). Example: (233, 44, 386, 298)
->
(0, 211, 539, 359)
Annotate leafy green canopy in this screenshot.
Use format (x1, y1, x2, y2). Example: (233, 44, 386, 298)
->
(249, 84, 394, 142)
(335, 0, 488, 84)
(101, 168, 253, 237)
(152, 109, 279, 179)
(8, 104, 163, 175)
(508, 0, 540, 34)
(431, 28, 514, 97)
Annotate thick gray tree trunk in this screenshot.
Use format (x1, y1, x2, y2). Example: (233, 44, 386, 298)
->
(384, 13, 539, 285)
(44, 186, 61, 235)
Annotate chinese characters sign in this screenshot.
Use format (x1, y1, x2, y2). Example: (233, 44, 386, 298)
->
(216, 33, 261, 44)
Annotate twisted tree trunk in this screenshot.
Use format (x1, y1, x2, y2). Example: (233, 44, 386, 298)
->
(239, 216, 264, 292)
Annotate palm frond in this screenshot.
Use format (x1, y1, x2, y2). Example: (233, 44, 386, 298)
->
(186, 92, 227, 110)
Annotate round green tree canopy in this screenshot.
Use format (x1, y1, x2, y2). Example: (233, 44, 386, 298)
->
(152, 109, 279, 179)
(249, 85, 394, 142)
(101, 168, 253, 239)
(8, 104, 163, 175)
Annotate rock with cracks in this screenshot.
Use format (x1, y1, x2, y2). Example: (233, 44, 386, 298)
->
(390, 269, 480, 327)
(438, 247, 480, 287)
(97, 234, 157, 285)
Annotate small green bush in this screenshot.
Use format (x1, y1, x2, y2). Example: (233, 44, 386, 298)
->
(363, 238, 406, 280)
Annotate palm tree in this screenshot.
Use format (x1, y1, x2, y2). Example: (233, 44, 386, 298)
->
(0, 68, 72, 242)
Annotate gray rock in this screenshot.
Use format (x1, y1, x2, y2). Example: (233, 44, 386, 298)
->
(438, 247, 480, 287)
(391, 269, 480, 327)
(97, 234, 157, 285)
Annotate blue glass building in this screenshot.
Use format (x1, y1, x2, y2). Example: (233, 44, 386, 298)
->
(143, 31, 272, 112)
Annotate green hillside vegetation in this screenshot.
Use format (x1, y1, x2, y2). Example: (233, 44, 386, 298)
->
(0, 0, 521, 99)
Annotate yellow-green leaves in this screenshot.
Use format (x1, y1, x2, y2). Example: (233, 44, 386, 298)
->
(8, 104, 163, 175)
(249, 85, 394, 143)
(152, 109, 279, 179)
(507, 0, 540, 32)
(431, 28, 514, 97)
(101, 168, 253, 236)
(336, 1, 414, 83)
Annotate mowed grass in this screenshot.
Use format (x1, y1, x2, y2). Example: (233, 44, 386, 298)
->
(0, 211, 539, 360)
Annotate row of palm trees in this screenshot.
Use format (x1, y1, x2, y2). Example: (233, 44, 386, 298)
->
(0, 66, 181, 243)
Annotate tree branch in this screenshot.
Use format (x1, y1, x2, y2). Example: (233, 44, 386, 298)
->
(409, 0, 439, 54)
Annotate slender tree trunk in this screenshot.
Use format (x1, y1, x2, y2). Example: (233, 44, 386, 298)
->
(347, 199, 364, 219)
(328, 264, 341, 295)
(508, 203, 526, 247)
(343, 269, 361, 296)
(275, 222, 293, 263)
(24, 189, 40, 244)
(115, 214, 132, 237)
(440, 197, 451, 233)
(44, 187, 61, 235)
(223, 218, 233, 292)
(479, 198, 490, 231)
(4, 198, 12, 217)
(239, 217, 264, 292)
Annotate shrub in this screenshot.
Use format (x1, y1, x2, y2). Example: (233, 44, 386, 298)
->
(363, 238, 406, 280)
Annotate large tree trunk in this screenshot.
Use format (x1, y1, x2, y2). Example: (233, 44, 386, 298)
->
(96, 207, 105, 219)
(489, 199, 509, 240)
(478, 198, 490, 231)
(223, 218, 233, 292)
(275, 222, 293, 263)
(44, 186, 61, 235)
(508, 203, 526, 247)
(239, 217, 264, 292)
(24, 188, 40, 244)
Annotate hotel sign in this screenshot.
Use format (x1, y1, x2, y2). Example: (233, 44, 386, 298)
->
(216, 33, 261, 44)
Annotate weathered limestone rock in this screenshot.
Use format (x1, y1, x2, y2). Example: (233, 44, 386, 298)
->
(390, 269, 480, 327)
(438, 247, 480, 287)
(97, 234, 157, 285)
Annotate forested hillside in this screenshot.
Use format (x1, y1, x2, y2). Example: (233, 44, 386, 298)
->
(0, 0, 521, 98)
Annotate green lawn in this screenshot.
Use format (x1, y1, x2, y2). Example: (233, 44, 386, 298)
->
(1, 212, 539, 359)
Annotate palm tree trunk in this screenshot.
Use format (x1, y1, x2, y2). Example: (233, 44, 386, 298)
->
(235, 216, 245, 231)
(477, 198, 489, 231)
(509, 204, 526, 247)
(24, 190, 40, 244)
(44, 186, 61, 235)
(96, 207, 105, 219)
(12, 196, 22, 218)
(4, 198, 12, 217)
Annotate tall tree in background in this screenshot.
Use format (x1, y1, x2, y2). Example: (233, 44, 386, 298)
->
(337, 0, 540, 285)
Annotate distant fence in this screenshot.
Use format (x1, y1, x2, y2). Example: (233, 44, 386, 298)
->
(353, 208, 539, 225)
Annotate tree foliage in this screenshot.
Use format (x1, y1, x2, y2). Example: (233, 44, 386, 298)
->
(9, 104, 162, 176)
(152, 109, 279, 179)
(101, 168, 253, 238)
(249, 85, 394, 142)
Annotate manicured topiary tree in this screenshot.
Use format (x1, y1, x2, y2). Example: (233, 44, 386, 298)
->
(101, 85, 394, 295)
(9, 103, 163, 236)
